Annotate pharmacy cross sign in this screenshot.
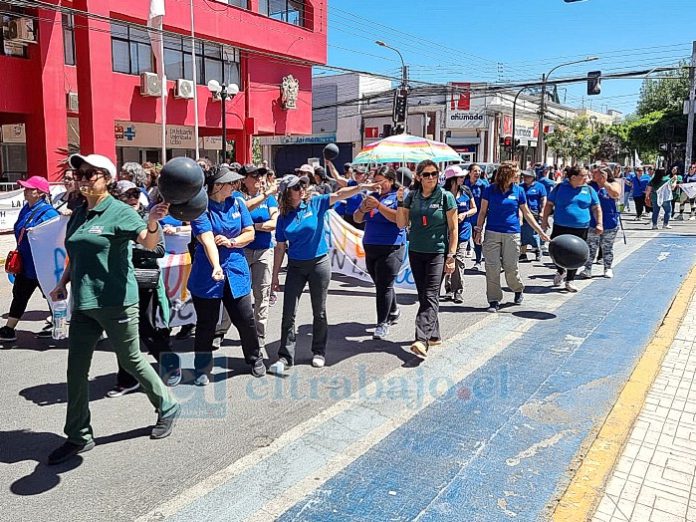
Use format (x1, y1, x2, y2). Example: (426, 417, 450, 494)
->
(124, 127, 136, 141)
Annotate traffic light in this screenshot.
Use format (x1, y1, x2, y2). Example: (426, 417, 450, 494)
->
(587, 71, 601, 96)
(393, 88, 408, 125)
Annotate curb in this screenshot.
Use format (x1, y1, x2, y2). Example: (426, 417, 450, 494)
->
(551, 265, 696, 521)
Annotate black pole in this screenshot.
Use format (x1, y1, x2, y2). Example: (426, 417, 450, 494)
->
(512, 87, 528, 165)
(221, 91, 227, 163)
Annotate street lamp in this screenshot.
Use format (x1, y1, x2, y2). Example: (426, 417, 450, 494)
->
(376, 41, 409, 134)
(207, 80, 240, 162)
(511, 87, 532, 164)
(537, 56, 598, 163)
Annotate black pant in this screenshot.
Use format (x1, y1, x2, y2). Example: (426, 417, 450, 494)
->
(364, 244, 404, 325)
(9, 272, 41, 319)
(633, 196, 645, 218)
(279, 254, 331, 364)
(192, 282, 261, 375)
(551, 224, 589, 282)
(408, 251, 444, 343)
(117, 287, 174, 388)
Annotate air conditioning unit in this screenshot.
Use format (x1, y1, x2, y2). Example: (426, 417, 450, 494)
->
(7, 18, 36, 44)
(175, 79, 195, 99)
(140, 72, 162, 97)
(66, 92, 79, 112)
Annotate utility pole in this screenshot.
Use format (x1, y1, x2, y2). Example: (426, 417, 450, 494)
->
(538, 73, 547, 165)
(685, 41, 696, 170)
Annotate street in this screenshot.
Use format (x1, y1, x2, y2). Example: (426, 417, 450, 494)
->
(1, 213, 695, 521)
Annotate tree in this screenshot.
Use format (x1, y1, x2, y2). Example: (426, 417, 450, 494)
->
(545, 116, 599, 164)
(636, 64, 690, 116)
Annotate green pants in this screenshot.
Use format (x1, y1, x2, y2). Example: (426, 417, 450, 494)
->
(64, 304, 178, 444)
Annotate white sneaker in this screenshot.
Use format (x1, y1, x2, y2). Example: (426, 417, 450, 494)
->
(472, 262, 482, 271)
(312, 355, 325, 368)
(269, 358, 289, 375)
(652, 225, 659, 230)
(577, 267, 591, 279)
(565, 281, 579, 293)
(373, 323, 389, 340)
(676, 214, 684, 221)
(604, 268, 614, 279)
(689, 216, 696, 221)
(553, 272, 565, 286)
(662, 224, 672, 229)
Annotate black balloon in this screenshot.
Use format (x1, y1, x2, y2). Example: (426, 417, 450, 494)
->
(323, 143, 339, 160)
(168, 187, 208, 221)
(548, 234, 590, 270)
(159, 157, 205, 205)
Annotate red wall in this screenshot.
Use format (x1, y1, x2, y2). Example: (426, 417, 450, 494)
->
(0, 0, 327, 177)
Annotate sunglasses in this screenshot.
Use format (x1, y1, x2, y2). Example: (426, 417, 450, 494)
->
(420, 171, 439, 179)
(123, 190, 141, 200)
(290, 184, 305, 192)
(75, 168, 105, 181)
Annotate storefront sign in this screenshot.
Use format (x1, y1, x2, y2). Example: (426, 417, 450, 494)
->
(445, 83, 488, 129)
(114, 121, 198, 149)
(502, 116, 539, 143)
(258, 134, 336, 146)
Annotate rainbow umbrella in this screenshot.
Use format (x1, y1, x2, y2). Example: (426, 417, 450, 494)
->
(351, 134, 461, 165)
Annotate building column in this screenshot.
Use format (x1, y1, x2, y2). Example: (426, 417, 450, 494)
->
(25, 8, 69, 181)
(73, 0, 115, 159)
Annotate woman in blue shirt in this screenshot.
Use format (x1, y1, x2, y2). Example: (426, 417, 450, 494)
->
(580, 166, 621, 279)
(271, 174, 376, 373)
(0, 176, 59, 342)
(188, 166, 266, 385)
(475, 163, 547, 312)
(353, 166, 406, 340)
(520, 170, 548, 262)
(464, 164, 489, 270)
(241, 165, 278, 351)
(541, 166, 602, 293)
(441, 165, 476, 304)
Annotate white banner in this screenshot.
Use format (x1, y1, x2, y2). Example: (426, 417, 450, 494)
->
(679, 182, 696, 199)
(326, 210, 415, 289)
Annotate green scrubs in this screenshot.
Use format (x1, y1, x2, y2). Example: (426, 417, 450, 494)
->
(63, 196, 177, 445)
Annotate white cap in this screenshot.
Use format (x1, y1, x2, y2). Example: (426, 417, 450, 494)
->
(69, 154, 117, 178)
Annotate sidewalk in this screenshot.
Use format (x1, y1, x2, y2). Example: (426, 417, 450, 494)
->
(590, 291, 696, 522)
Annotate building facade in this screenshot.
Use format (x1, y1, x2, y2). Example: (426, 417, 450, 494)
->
(0, 0, 327, 181)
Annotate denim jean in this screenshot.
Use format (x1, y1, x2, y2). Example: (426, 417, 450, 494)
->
(651, 197, 672, 227)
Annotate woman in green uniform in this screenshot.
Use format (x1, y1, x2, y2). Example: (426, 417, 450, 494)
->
(47, 154, 180, 465)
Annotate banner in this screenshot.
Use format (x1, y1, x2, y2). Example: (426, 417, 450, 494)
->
(679, 182, 696, 199)
(25, 209, 415, 329)
(326, 210, 415, 289)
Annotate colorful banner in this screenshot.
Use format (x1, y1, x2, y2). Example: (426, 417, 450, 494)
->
(327, 210, 415, 289)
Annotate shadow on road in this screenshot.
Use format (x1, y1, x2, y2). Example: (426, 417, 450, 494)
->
(0, 427, 152, 496)
(19, 374, 115, 406)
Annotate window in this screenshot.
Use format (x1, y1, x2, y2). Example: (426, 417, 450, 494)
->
(226, 0, 249, 7)
(62, 14, 75, 65)
(259, 0, 305, 27)
(163, 34, 241, 86)
(111, 22, 152, 75)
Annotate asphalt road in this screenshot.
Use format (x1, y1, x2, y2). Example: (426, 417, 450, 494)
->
(0, 213, 694, 521)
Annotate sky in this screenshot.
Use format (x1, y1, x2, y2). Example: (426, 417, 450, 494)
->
(321, 0, 696, 116)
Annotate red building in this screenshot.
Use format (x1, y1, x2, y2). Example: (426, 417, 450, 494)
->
(0, 0, 327, 181)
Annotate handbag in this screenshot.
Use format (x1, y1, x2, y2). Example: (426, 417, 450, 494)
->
(134, 267, 161, 289)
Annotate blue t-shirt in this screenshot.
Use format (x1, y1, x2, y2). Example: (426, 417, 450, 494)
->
(626, 173, 647, 197)
(246, 195, 278, 250)
(589, 181, 619, 230)
(548, 180, 600, 228)
(465, 178, 489, 224)
(343, 180, 364, 216)
(362, 191, 406, 246)
(15, 198, 59, 280)
(189, 197, 253, 299)
(276, 194, 331, 261)
(455, 189, 474, 241)
(482, 183, 527, 234)
(538, 176, 556, 196)
(159, 215, 183, 228)
(522, 181, 547, 214)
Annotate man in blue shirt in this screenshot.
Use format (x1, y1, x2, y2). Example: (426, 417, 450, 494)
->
(542, 166, 602, 293)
